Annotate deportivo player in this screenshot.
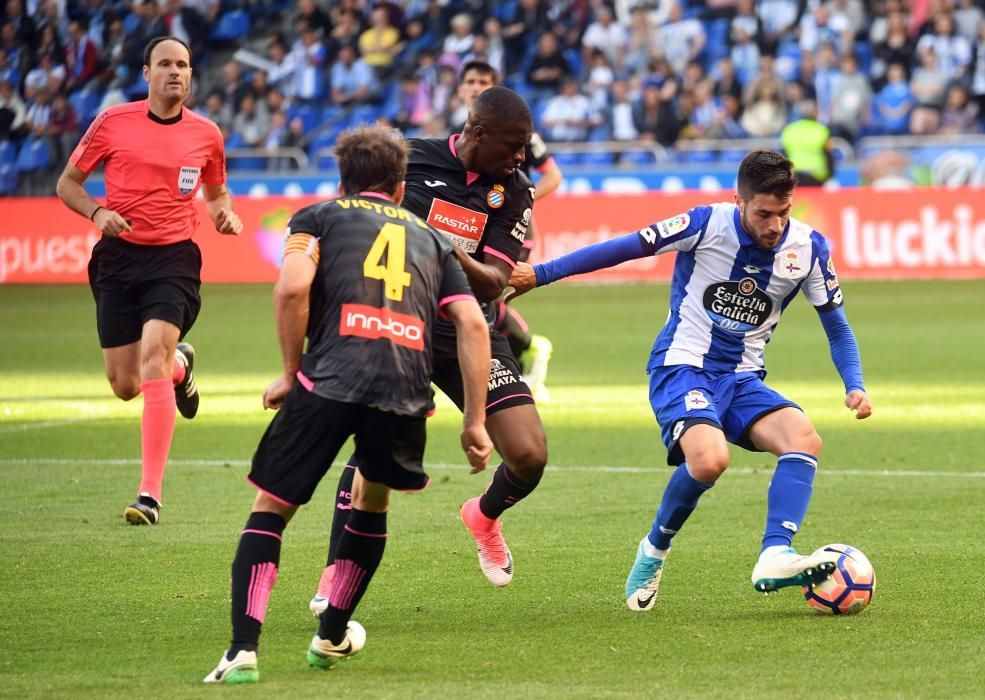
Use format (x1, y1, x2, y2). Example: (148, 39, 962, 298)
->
(509, 150, 873, 611)
(204, 126, 492, 684)
(456, 61, 561, 401)
(56, 36, 242, 525)
(309, 87, 546, 614)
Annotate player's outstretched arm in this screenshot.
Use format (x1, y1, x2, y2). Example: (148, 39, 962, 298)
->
(264, 248, 316, 409)
(446, 297, 493, 473)
(450, 244, 513, 301)
(56, 163, 132, 237)
(202, 183, 243, 235)
(817, 306, 872, 420)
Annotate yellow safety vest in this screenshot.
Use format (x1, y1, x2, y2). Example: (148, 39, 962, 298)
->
(781, 119, 830, 182)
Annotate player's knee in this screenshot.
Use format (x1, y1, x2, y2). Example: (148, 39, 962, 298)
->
(686, 444, 730, 482)
(798, 428, 823, 457)
(504, 436, 548, 481)
(108, 374, 140, 400)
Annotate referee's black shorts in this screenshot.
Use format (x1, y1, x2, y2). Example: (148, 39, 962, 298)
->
(87, 235, 202, 348)
(249, 384, 429, 506)
(432, 330, 535, 415)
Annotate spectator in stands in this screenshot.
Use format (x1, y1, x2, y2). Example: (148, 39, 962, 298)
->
(939, 82, 980, 134)
(231, 92, 270, 147)
(330, 44, 375, 106)
(713, 56, 743, 103)
(614, 0, 673, 30)
(3, 0, 35, 47)
(910, 47, 947, 134)
(634, 77, 686, 147)
(24, 84, 52, 136)
(294, 0, 330, 36)
(100, 15, 126, 85)
(606, 78, 638, 142)
(326, 6, 361, 62)
(971, 19, 985, 115)
(625, 5, 657, 77)
(359, 5, 402, 78)
(743, 55, 784, 114)
(582, 5, 626, 75)
(36, 23, 62, 63)
(830, 52, 871, 141)
(264, 33, 297, 97)
(527, 31, 571, 103)
(585, 48, 615, 112)
(872, 62, 913, 135)
(23, 52, 65, 100)
(291, 19, 327, 104)
(740, 80, 787, 137)
(428, 62, 458, 123)
(873, 9, 915, 88)
(45, 90, 77, 163)
(213, 60, 249, 117)
(758, 0, 799, 55)
(504, 0, 547, 74)
(542, 77, 597, 142)
(249, 69, 271, 105)
(1, 22, 25, 77)
(813, 42, 839, 124)
(680, 60, 707, 95)
(124, 0, 167, 79)
(0, 76, 26, 139)
(478, 16, 506, 78)
(440, 13, 474, 70)
(0, 47, 16, 88)
(197, 90, 231, 137)
(826, 0, 867, 44)
(954, 0, 984, 42)
(657, 2, 706, 75)
(65, 18, 99, 92)
(798, 2, 839, 55)
(687, 78, 723, 139)
(162, 0, 208, 62)
(916, 12, 972, 82)
(729, 4, 761, 85)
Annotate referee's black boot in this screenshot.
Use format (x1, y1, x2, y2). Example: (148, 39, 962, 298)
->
(124, 493, 161, 525)
(175, 342, 200, 419)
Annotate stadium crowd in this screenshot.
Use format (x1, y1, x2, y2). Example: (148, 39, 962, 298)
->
(3, 0, 985, 188)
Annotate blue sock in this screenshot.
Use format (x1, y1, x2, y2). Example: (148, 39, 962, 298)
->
(647, 463, 714, 551)
(761, 452, 818, 551)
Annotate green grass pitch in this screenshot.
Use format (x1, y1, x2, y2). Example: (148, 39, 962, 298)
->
(1, 280, 983, 699)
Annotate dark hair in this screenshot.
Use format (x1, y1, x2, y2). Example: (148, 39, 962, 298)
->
(334, 125, 408, 196)
(143, 35, 192, 67)
(737, 150, 796, 199)
(459, 60, 498, 85)
(470, 86, 531, 128)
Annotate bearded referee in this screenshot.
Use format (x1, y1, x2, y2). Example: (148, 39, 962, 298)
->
(56, 36, 243, 526)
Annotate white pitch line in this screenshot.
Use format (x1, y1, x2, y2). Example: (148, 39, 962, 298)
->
(0, 419, 85, 434)
(0, 458, 983, 479)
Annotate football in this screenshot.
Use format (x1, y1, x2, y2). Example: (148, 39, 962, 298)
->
(803, 544, 875, 615)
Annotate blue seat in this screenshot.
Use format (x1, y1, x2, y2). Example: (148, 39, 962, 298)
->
(621, 149, 655, 165)
(14, 138, 51, 172)
(211, 9, 251, 41)
(287, 104, 320, 134)
(0, 161, 18, 194)
(0, 139, 16, 165)
(552, 151, 581, 166)
(351, 104, 383, 126)
(582, 149, 614, 166)
(719, 148, 747, 163)
(491, 0, 517, 23)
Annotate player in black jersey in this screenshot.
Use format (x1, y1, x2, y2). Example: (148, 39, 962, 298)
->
(456, 60, 561, 402)
(309, 87, 549, 614)
(204, 126, 493, 684)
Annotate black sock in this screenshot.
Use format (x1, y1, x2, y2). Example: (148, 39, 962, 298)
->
(326, 461, 356, 566)
(478, 463, 542, 519)
(318, 509, 387, 644)
(229, 511, 286, 655)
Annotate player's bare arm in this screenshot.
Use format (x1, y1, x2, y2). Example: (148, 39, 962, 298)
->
(445, 297, 493, 473)
(56, 163, 132, 236)
(846, 390, 873, 420)
(202, 183, 243, 235)
(451, 244, 513, 300)
(264, 243, 316, 409)
(533, 159, 562, 200)
(506, 261, 537, 298)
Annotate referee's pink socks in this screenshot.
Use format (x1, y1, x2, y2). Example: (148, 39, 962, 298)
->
(139, 378, 176, 502)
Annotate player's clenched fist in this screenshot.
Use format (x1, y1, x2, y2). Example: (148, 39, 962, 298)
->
(462, 423, 493, 474)
(214, 207, 243, 235)
(93, 208, 132, 237)
(845, 389, 872, 420)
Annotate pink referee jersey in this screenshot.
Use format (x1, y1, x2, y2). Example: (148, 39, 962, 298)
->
(70, 100, 226, 245)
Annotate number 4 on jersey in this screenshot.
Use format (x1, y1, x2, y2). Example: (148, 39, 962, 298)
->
(363, 222, 411, 301)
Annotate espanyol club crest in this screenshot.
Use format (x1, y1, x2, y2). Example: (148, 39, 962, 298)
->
(178, 166, 201, 196)
(487, 184, 505, 209)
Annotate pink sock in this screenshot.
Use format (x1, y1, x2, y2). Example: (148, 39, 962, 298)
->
(139, 378, 176, 502)
(172, 354, 186, 385)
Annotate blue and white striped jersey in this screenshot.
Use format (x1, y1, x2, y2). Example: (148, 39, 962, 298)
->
(641, 202, 843, 374)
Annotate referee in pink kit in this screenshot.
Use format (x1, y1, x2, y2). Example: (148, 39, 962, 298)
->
(56, 36, 242, 525)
